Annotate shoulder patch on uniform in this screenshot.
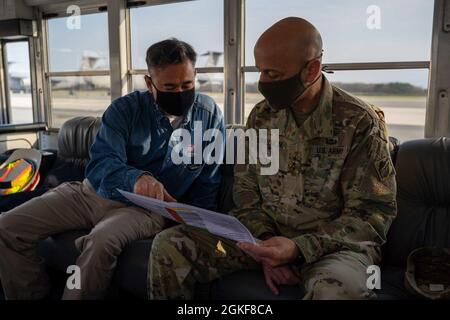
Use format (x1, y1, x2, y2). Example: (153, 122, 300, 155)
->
(374, 157, 395, 181)
(368, 133, 395, 181)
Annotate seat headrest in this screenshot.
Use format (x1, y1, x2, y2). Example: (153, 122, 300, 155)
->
(386, 137, 450, 266)
(396, 137, 450, 205)
(58, 116, 102, 162)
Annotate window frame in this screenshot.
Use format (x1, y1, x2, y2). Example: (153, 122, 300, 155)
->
(126, 0, 228, 118)
(241, 0, 436, 140)
(42, 10, 111, 128)
(30, 0, 444, 136)
(0, 38, 35, 125)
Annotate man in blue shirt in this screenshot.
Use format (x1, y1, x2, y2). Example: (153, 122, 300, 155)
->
(0, 39, 224, 300)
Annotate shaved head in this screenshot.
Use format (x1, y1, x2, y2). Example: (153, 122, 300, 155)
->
(256, 17, 322, 60)
(254, 17, 323, 82)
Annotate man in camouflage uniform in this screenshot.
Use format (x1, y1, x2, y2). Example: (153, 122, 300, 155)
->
(148, 17, 397, 300)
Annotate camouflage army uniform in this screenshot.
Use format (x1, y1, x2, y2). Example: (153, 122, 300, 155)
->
(149, 76, 397, 299)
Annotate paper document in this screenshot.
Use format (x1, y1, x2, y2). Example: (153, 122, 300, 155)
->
(118, 189, 256, 244)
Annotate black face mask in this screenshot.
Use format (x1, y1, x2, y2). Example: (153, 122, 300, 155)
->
(258, 58, 322, 111)
(151, 82, 195, 117)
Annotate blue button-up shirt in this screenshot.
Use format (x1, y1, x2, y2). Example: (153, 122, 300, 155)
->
(86, 90, 225, 211)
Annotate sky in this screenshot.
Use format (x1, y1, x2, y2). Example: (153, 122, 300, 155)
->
(7, 0, 434, 88)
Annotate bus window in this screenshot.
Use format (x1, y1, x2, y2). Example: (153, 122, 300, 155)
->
(244, 0, 433, 66)
(49, 76, 110, 128)
(244, 0, 434, 141)
(130, 0, 223, 69)
(129, 0, 224, 114)
(195, 73, 224, 112)
(4, 41, 33, 124)
(46, 12, 110, 127)
(47, 13, 109, 72)
(327, 69, 429, 142)
(245, 69, 429, 142)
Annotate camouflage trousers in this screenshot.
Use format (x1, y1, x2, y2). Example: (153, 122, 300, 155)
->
(148, 225, 377, 300)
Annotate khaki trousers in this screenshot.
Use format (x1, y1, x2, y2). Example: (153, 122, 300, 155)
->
(0, 179, 165, 300)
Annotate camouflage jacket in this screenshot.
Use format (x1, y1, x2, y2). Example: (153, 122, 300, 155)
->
(230, 76, 397, 264)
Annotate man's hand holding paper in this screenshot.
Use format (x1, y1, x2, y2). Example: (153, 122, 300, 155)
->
(118, 189, 256, 244)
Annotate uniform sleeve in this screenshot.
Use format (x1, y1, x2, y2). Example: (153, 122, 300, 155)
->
(229, 109, 278, 238)
(292, 113, 397, 263)
(86, 102, 147, 199)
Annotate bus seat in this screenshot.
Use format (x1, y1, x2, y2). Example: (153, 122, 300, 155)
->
(35, 116, 412, 300)
(57, 117, 102, 167)
(42, 117, 101, 188)
(386, 138, 450, 266)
